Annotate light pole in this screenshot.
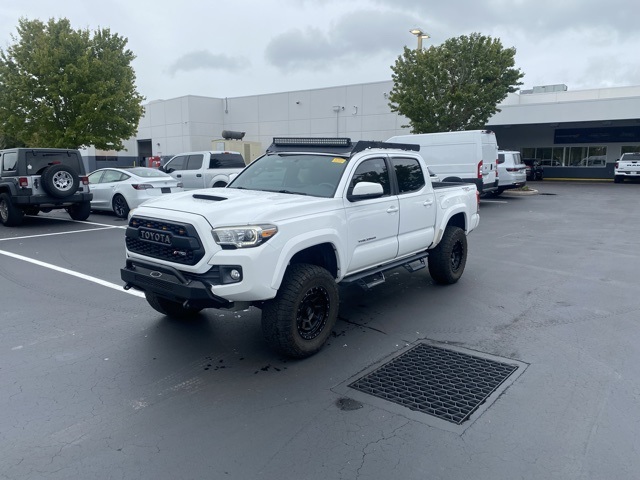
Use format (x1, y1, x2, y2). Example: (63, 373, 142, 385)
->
(410, 28, 430, 50)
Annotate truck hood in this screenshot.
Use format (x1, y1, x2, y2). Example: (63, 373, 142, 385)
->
(134, 188, 337, 225)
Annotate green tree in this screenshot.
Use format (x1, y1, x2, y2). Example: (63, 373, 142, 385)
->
(389, 33, 523, 133)
(0, 17, 145, 149)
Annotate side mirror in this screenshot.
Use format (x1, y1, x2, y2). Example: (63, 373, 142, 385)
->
(348, 181, 384, 201)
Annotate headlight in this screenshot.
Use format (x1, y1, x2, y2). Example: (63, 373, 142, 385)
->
(211, 224, 278, 248)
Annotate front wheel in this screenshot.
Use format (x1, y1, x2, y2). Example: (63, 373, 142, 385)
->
(261, 263, 339, 358)
(428, 226, 468, 284)
(0, 193, 24, 226)
(145, 292, 203, 318)
(67, 201, 91, 221)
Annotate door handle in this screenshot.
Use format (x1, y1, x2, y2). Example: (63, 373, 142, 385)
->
(423, 199, 433, 206)
(176, 174, 182, 178)
(386, 206, 399, 213)
(196, 174, 202, 177)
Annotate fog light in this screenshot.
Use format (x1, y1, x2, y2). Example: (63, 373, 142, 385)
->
(230, 269, 241, 280)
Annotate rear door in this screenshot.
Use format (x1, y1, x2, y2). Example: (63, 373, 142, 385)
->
(392, 156, 436, 257)
(179, 154, 206, 189)
(343, 156, 399, 273)
(481, 134, 498, 188)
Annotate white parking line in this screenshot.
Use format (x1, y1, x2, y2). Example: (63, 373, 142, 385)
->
(0, 249, 145, 298)
(28, 215, 128, 229)
(0, 226, 121, 242)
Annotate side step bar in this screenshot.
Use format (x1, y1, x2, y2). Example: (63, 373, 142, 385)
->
(341, 251, 429, 290)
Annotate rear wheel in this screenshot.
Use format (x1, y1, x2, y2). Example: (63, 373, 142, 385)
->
(145, 292, 203, 318)
(428, 226, 467, 284)
(262, 263, 338, 358)
(0, 193, 24, 226)
(112, 194, 130, 218)
(67, 201, 91, 221)
(614, 175, 623, 184)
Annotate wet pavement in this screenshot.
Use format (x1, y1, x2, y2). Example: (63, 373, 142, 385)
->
(1, 181, 639, 480)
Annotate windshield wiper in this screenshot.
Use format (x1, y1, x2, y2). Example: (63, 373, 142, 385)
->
(277, 190, 307, 195)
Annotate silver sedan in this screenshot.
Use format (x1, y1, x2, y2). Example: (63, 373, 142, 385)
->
(87, 167, 183, 218)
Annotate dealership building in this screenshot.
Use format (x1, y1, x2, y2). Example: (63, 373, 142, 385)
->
(86, 81, 640, 180)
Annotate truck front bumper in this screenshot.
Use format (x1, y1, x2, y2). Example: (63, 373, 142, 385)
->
(121, 258, 234, 310)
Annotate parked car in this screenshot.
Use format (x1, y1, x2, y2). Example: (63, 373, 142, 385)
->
(0, 148, 92, 226)
(614, 152, 640, 183)
(496, 151, 527, 194)
(88, 167, 183, 218)
(160, 151, 246, 189)
(387, 130, 499, 196)
(522, 158, 544, 181)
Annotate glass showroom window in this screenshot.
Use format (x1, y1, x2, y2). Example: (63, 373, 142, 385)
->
(535, 147, 564, 166)
(621, 145, 640, 155)
(567, 146, 607, 167)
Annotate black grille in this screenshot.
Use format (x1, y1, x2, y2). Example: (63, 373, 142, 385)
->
(126, 216, 205, 266)
(349, 343, 518, 425)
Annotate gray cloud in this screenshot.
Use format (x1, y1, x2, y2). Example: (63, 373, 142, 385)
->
(167, 50, 248, 75)
(265, 9, 425, 71)
(367, 0, 640, 39)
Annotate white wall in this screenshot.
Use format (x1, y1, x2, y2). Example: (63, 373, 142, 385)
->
(124, 81, 640, 160)
(127, 81, 410, 158)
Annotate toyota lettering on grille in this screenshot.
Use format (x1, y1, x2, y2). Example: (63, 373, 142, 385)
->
(138, 228, 172, 245)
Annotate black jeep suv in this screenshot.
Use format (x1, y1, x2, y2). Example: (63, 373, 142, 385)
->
(0, 148, 93, 226)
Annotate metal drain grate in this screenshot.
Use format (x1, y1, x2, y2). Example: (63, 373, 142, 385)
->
(349, 343, 518, 424)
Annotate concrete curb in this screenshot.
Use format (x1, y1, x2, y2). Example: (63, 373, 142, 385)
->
(501, 189, 539, 196)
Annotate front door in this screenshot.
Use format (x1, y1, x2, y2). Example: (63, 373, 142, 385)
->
(343, 156, 399, 273)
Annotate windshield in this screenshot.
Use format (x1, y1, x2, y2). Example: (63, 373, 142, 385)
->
(228, 153, 348, 197)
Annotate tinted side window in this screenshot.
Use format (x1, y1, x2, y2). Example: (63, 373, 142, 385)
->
(187, 154, 204, 170)
(392, 157, 425, 194)
(210, 153, 245, 168)
(166, 155, 186, 171)
(350, 158, 390, 196)
(2, 152, 18, 171)
(497, 153, 505, 164)
(88, 171, 104, 184)
(102, 170, 127, 183)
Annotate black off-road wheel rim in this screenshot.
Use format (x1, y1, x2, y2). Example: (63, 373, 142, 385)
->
(296, 286, 330, 340)
(451, 239, 464, 272)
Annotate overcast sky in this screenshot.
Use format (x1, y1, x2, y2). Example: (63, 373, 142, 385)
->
(1, 0, 639, 102)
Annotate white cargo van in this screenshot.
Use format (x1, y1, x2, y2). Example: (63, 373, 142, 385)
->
(387, 130, 499, 195)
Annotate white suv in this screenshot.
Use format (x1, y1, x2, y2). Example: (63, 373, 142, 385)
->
(496, 151, 527, 195)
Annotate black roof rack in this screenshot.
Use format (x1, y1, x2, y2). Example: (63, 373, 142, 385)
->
(266, 137, 420, 157)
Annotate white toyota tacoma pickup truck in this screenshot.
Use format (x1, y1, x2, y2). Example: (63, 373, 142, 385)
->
(121, 138, 480, 358)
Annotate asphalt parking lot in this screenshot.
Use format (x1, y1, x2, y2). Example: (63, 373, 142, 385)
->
(1, 181, 639, 480)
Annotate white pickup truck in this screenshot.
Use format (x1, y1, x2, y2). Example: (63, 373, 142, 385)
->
(614, 152, 640, 183)
(160, 150, 246, 189)
(121, 138, 480, 358)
